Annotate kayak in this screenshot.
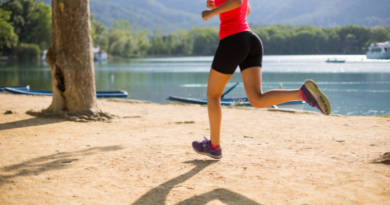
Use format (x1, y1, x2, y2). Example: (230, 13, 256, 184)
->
(3, 87, 128, 98)
(0, 85, 30, 91)
(167, 96, 305, 110)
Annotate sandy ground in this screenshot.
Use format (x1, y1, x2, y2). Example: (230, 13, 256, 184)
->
(0, 94, 389, 205)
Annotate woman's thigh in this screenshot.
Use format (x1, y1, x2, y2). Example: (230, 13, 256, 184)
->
(241, 66, 263, 99)
(207, 68, 233, 98)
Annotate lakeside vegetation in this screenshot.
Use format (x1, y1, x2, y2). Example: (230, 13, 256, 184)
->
(1, 0, 390, 60)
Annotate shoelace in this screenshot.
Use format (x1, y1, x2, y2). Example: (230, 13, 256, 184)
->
(201, 136, 209, 145)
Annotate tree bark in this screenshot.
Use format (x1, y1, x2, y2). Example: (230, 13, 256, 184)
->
(45, 0, 100, 116)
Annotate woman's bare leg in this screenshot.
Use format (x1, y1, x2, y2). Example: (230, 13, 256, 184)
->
(207, 68, 233, 146)
(241, 67, 302, 108)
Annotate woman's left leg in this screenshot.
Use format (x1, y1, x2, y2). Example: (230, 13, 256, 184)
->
(191, 68, 232, 159)
(207, 68, 233, 146)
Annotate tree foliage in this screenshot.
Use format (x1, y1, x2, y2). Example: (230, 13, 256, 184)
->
(91, 14, 108, 51)
(0, 8, 18, 50)
(14, 43, 40, 60)
(107, 20, 149, 57)
(190, 27, 219, 56)
(0, 0, 51, 59)
(1, 0, 390, 58)
(252, 25, 389, 55)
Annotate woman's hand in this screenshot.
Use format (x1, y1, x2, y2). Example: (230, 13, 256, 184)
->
(202, 10, 214, 21)
(202, 0, 242, 21)
(206, 0, 215, 9)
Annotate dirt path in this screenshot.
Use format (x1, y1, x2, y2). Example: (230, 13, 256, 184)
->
(0, 94, 389, 205)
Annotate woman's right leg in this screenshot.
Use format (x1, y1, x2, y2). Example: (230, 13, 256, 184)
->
(241, 66, 302, 108)
(241, 66, 331, 115)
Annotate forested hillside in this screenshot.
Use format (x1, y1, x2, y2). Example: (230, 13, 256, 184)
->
(1, 0, 389, 60)
(41, 0, 390, 32)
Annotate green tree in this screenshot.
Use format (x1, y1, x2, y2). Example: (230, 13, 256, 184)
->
(344, 34, 359, 53)
(322, 27, 341, 53)
(338, 25, 369, 53)
(172, 29, 193, 56)
(14, 42, 40, 60)
(0, 8, 18, 50)
(0, 0, 35, 43)
(0, 0, 52, 54)
(149, 28, 167, 56)
(0, 0, 24, 39)
(29, 1, 51, 49)
(91, 14, 108, 51)
(0, 0, 52, 52)
(369, 26, 389, 42)
(149, 29, 193, 56)
(292, 26, 328, 54)
(190, 27, 219, 56)
(108, 20, 149, 57)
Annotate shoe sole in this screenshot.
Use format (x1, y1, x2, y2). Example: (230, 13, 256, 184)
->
(192, 147, 223, 159)
(305, 79, 331, 115)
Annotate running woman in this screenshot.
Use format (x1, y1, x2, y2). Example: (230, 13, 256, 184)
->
(192, 0, 331, 159)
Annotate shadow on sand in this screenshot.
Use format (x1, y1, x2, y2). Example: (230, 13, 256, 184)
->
(0, 145, 123, 187)
(372, 152, 390, 165)
(132, 160, 261, 205)
(0, 116, 65, 131)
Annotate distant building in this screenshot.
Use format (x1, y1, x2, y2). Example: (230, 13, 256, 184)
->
(93, 46, 107, 62)
(41, 50, 48, 61)
(41, 47, 107, 62)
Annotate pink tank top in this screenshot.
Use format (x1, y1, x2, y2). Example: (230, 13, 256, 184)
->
(214, 0, 251, 40)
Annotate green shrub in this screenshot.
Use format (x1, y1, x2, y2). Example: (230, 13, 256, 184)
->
(14, 43, 41, 61)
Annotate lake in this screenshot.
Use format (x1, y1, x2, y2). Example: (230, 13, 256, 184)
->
(1, 55, 389, 116)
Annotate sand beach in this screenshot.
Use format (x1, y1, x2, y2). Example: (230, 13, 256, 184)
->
(0, 94, 389, 205)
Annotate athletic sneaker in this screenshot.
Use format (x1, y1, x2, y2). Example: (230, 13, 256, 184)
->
(300, 79, 331, 115)
(192, 137, 223, 159)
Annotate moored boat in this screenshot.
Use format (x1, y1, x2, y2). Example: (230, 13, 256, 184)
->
(3, 87, 128, 98)
(167, 96, 305, 110)
(168, 82, 305, 110)
(366, 41, 390, 59)
(326, 58, 345, 63)
(0, 85, 30, 92)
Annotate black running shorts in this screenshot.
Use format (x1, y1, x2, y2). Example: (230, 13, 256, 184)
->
(212, 31, 263, 74)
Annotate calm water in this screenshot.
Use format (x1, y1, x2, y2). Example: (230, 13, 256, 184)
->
(1, 55, 389, 116)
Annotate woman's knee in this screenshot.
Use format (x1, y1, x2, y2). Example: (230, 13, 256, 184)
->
(247, 94, 266, 108)
(207, 91, 222, 100)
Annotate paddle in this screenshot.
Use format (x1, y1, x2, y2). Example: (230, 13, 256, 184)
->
(221, 82, 239, 99)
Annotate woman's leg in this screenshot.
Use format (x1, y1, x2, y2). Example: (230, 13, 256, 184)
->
(207, 68, 233, 146)
(241, 66, 302, 108)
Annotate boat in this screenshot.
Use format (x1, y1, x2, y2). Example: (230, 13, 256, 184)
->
(3, 87, 128, 98)
(41, 50, 47, 61)
(0, 85, 30, 92)
(326, 58, 345, 63)
(366, 41, 390, 59)
(92, 46, 108, 62)
(167, 82, 305, 110)
(167, 96, 305, 110)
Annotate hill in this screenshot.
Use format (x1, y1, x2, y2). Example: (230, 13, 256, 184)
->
(42, 0, 390, 32)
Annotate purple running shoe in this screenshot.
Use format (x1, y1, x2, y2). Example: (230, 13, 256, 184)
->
(192, 137, 222, 159)
(300, 79, 331, 115)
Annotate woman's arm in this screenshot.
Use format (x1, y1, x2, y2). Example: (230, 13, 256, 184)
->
(206, 0, 215, 9)
(202, 0, 243, 21)
(247, 2, 251, 15)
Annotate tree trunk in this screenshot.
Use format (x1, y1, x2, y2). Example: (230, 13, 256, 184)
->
(45, 0, 100, 116)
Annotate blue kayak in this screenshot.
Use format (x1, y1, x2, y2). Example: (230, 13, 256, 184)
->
(3, 87, 128, 98)
(167, 82, 305, 110)
(0, 85, 30, 91)
(167, 96, 305, 110)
